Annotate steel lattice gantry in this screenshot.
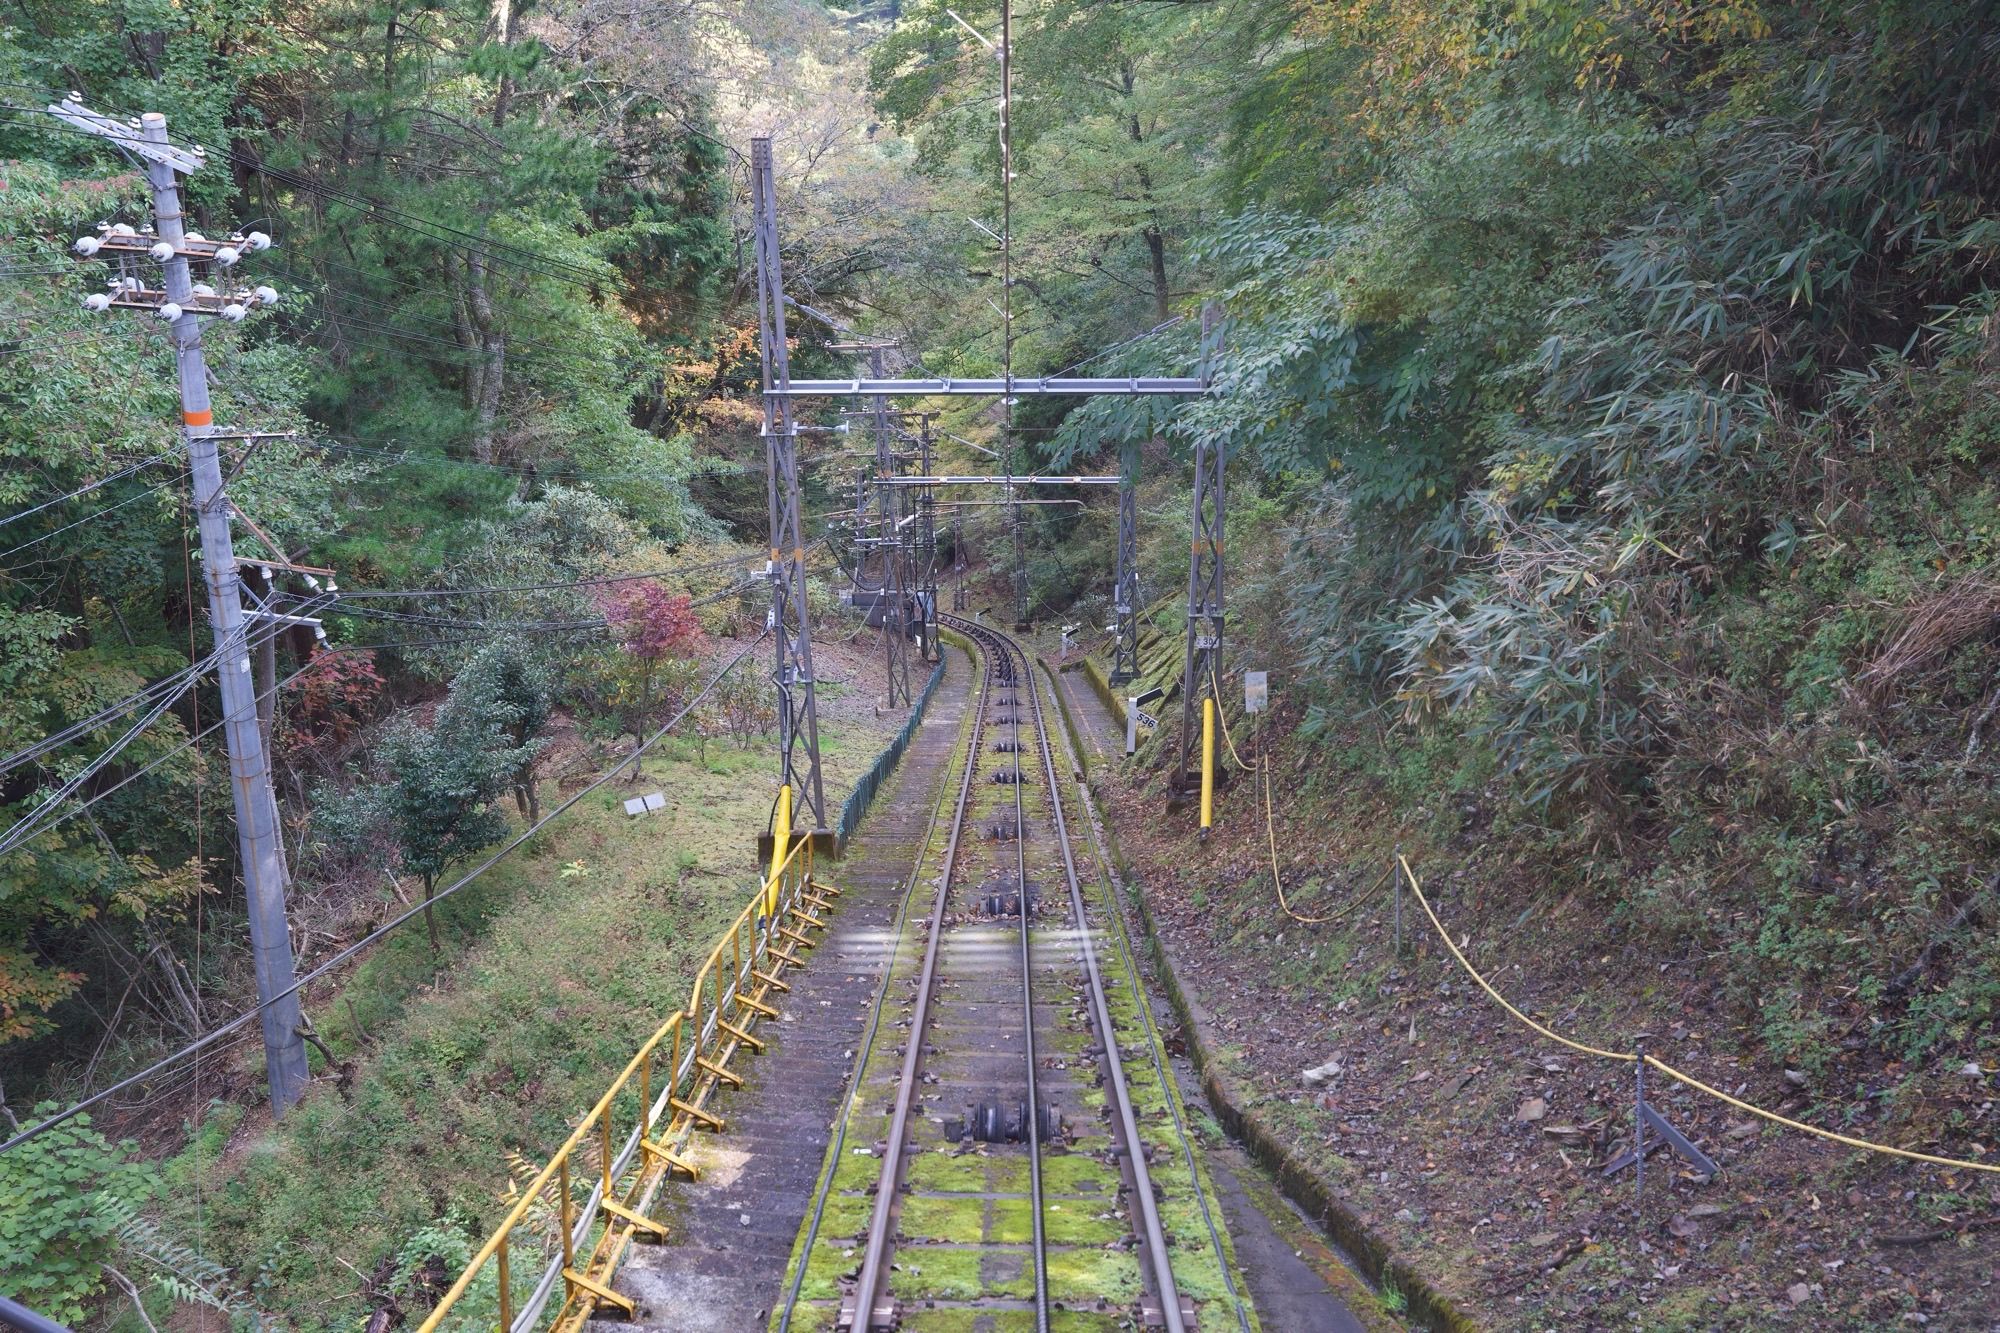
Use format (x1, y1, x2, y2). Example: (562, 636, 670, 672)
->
(1175, 436, 1224, 789)
(869, 348, 913, 708)
(915, 419, 940, 661)
(1176, 308, 1230, 790)
(1111, 440, 1142, 684)
(750, 137, 829, 832)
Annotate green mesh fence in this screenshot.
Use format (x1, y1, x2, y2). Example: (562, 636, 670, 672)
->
(836, 654, 948, 847)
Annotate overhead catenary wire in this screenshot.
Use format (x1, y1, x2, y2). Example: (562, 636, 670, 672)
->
(0, 632, 769, 1158)
(0, 636, 241, 776)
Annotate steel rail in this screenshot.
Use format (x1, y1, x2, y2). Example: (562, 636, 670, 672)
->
(946, 615, 1186, 1332)
(1021, 643, 1190, 1333)
(841, 617, 1187, 1330)
(779, 637, 982, 1332)
(996, 627, 1052, 1333)
(1040, 661, 1253, 1333)
(844, 623, 1001, 1330)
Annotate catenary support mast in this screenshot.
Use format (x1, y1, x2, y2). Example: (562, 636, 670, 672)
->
(750, 136, 829, 832)
(1111, 439, 1141, 684)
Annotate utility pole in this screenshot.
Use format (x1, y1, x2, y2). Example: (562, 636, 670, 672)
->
(750, 136, 829, 833)
(57, 98, 312, 1114)
(1110, 438, 1141, 685)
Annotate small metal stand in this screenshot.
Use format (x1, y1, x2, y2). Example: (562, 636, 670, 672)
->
(1604, 1038, 1719, 1224)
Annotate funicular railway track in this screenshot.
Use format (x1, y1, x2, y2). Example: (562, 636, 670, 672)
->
(778, 617, 1248, 1332)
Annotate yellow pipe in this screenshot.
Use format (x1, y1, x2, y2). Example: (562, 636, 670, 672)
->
(1200, 697, 1216, 831)
(765, 783, 791, 918)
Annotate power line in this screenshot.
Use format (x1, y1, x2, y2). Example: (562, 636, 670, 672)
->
(0, 632, 769, 1158)
(0, 473, 190, 561)
(0, 622, 612, 860)
(0, 452, 178, 530)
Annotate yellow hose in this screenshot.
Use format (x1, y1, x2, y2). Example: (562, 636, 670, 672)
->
(1394, 855, 1999, 1173)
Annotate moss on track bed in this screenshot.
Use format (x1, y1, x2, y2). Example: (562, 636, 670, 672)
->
(779, 627, 1258, 1329)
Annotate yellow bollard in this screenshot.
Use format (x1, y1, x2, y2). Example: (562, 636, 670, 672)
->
(1200, 697, 1216, 832)
(765, 784, 790, 918)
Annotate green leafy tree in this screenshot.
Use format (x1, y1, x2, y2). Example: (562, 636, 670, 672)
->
(0, 1107, 144, 1323)
(379, 715, 511, 953)
(448, 641, 553, 822)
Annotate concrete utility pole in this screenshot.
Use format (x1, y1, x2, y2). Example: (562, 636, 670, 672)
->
(56, 99, 312, 1114)
(749, 136, 829, 832)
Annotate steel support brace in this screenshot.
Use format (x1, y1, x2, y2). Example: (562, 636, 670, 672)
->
(1176, 433, 1224, 789)
(751, 136, 828, 832)
(872, 347, 912, 708)
(917, 420, 940, 661)
(950, 507, 969, 612)
(1010, 479, 1029, 631)
(1111, 440, 1141, 684)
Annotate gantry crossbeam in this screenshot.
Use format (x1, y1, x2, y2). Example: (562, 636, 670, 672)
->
(766, 377, 1206, 397)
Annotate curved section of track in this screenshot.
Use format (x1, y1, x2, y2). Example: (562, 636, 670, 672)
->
(778, 618, 1242, 1332)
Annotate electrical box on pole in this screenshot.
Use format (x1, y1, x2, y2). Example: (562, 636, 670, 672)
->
(750, 136, 830, 838)
(59, 98, 313, 1116)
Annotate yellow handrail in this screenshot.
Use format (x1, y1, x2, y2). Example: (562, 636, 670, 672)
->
(417, 823, 824, 1333)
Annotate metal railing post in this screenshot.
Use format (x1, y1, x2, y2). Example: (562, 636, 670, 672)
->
(600, 1107, 614, 1199)
(558, 1158, 575, 1275)
(496, 1233, 512, 1333)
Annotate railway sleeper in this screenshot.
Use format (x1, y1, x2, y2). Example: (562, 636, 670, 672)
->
(1139, 1293, 1202, 1330)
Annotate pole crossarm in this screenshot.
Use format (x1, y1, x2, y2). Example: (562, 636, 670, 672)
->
(767, 376, 1208, 397)
(47, 98, 204, 171)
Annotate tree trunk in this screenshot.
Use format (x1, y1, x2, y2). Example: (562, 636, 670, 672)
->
(491, 0, 519, 130)
(374, 8, 399, 169)
(1122, 65, 1173, 324)
(424, 872, 440, 952)
(1143, 224, 1170, 323)
(464, 254, 505, 464)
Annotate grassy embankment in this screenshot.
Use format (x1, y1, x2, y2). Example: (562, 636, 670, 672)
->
(141, 669, 897, 1329)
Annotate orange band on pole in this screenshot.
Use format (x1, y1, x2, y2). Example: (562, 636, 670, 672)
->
(183, 409, 213, 427)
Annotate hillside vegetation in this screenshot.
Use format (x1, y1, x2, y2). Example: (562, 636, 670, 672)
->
(4, 0, 2000, 1327)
